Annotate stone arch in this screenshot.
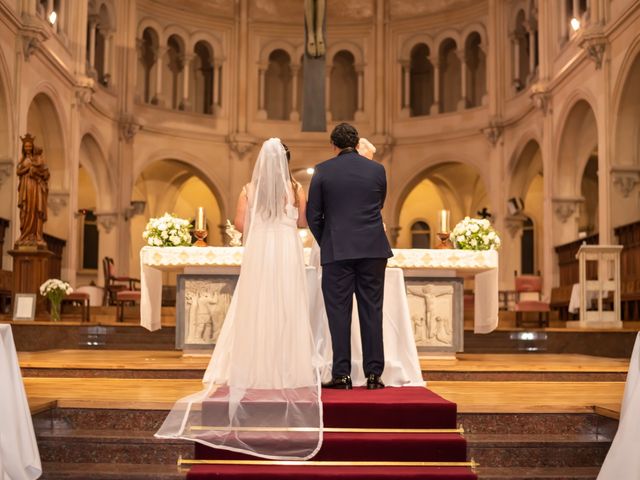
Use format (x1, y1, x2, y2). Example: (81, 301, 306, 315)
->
(264, 49, 293, 120)
(330, 50, 358, 121)
(409, 43, 434, 117)
(438, 38, 461, 113)
(554, 95, 598, 196)
(192, 40, 215, 114)
(164, 33, 187, 109)
(137, 17, 164, 44)
(434, 29, 462, 49)
(327, 41, 364, 66)
(259, 40, 296, 65)
(138, 26, 160, 103)
(612, 42, 640, 168)
(25, 89, 67, 191)
(78, 132, 115, 212)
(394, 160, 490, 247)
(461, 23, 488, 48)
(464, 31, 486, 108)
(400, 34, 435, 61)
(188, 31, 224, 59)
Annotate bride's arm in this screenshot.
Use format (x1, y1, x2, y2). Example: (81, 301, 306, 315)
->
(296, 187, 308, 228)
(234, 188, 248, 233)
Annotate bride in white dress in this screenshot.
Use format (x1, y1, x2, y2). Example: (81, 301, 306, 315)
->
(155, 138, 323, 460)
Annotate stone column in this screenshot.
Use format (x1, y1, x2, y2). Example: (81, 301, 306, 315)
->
(103, 30, 114, 85)
(430, 60, 440, 115)
(325, 64, 333, 122)
(256, 63, 267, 119)
(88, 15, 99, 75)
(355, 64, 365, 121)
(456, 49, 468, 111)
(179, 53, 194, 111)
(290, 64, 300, 121)
(559, 0, 568, 42)
(510, 32, 521, 91)
(46, 0, 53, 18)
(572, 0, 580, 19)
(151, 46, 166, 106)
(212, 59, 222, 114)
(56, 0, 66, 34)
(526, 21, 537, 80)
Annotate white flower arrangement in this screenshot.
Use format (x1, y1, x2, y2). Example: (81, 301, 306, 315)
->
(450, 217, 501, 251)
(143, 213, 192, 247)
(39, 279, 73, 298)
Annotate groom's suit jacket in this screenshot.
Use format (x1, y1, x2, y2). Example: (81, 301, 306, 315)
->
(306, 149, 393, 265)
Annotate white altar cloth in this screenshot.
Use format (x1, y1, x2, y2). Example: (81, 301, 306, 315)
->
(307, 267, 423, 387)
(597, 332, 640, 480)
(0, 324, 41, 480)
(140, 246, 498, 334)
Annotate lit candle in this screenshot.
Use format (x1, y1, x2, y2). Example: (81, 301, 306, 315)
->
(196, 207, 205, 230)
(440, 209, 450, 233)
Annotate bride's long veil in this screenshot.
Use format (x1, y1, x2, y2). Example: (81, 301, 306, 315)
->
(155, 138, 323, 460)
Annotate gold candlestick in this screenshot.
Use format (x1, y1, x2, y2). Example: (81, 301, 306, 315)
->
(436, 232, 454, 249)
(194, 229, 208, 247)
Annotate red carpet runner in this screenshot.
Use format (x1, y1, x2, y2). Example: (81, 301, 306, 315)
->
(187, 387, 477, 479)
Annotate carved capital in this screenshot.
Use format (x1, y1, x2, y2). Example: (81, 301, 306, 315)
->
(611, 166, 640, 198)
(530, 83, 551, 115)
(504, 214, 527, 238)
(119, 114, 142, 142)
(227, 133, 257, 160)
(0, 159, 13, 188)
(19, 18, 50, 62)
(95, 212, 118, 233)
(552, 197, 583, 223)
(578, 29, 608, 70)
(481, 120, 503, 147)
(368, 134, 395, 161)
(48, 190, 69, 216)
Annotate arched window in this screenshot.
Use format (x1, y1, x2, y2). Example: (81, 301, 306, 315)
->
(411, 221, 431, 248)
(512, 10, 530, 92)
(265, 49, 293, 120)
(330, 50, 358, 121)
(409, 44, 433, 117)
(579, 155, 599, 235)
(166, 35, 185, 110)
(137, 27, 158, 104)
(193, 41, 214, 115)
(521, 217, 534, 274)
(86, 1, 114, 86)
(465, 33, 486, 108)
(439, 39, 461, 113)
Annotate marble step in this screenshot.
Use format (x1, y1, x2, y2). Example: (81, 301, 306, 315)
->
(36, 429, 193, 465)
(467, 433, 612, 468)
(40, 462, 185, 480)
(477, 466, 601, 479)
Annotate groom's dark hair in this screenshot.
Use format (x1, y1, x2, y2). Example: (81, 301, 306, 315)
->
(330, 123, 359, 149)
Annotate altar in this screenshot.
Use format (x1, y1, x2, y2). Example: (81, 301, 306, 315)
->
(140, 247, 499, 357)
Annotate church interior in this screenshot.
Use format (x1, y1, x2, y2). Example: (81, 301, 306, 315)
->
(1, 0, 640, 478)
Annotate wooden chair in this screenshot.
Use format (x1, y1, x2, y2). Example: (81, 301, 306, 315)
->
(103, 257, 139, 306)
(514, 274, 550, 328)
(60, 292, 91, 322)
(115, 290, 141, 322)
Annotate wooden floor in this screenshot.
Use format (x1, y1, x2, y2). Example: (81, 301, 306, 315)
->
(18, 350, 627, 415)
(18, 349, 630, 373)
(22, 376, 624, 414)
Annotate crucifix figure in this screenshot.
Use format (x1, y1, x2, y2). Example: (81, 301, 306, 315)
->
(302, 0, 327, 132)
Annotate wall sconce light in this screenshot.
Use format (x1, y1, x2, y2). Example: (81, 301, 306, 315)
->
(570, 17, 581, 31)
(124, 200, 146, 220)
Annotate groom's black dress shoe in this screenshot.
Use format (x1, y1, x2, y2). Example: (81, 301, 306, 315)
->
(366, 374, 385, 390)
(322, 375, 353, 389)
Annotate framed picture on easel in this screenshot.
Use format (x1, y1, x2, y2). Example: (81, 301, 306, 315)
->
(175, 274, 238, 353)
(13, 293, 36, 321)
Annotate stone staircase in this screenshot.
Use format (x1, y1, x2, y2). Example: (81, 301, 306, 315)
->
(461, 413, 617, 479)
(31, 406, 617, 479)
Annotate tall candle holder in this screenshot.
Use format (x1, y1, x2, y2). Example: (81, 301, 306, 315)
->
(194, 229, 208, 247)
(436, 232, 454, 249)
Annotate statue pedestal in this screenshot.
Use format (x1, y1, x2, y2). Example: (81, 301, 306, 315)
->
(9, 248, 54, 316)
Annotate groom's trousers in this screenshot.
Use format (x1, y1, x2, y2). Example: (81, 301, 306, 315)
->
(322, 258, 387, 378)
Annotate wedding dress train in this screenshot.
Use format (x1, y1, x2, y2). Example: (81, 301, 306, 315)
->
(155, 138, 322, 460)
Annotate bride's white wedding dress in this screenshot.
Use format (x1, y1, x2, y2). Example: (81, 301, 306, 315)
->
(155, 138, 322, 460)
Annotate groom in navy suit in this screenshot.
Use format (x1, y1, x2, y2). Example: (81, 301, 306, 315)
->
(307, 123, 393, 390)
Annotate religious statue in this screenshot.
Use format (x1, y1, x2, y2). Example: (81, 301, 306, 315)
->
(304, 0, 326, 58)
(16, 134, 50, 249)
(225, 219, 243, 247)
